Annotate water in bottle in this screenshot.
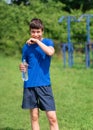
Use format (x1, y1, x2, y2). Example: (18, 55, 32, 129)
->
(22, 59, 28, 81)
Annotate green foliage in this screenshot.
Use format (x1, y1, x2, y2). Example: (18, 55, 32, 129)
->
(0, 0, 93, 56)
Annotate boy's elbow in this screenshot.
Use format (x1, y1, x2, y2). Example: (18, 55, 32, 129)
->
(48, 48, 55, 56)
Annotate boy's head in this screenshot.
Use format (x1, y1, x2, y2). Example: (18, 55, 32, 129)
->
(29, 18, 44, 31)
(29, 18, 44, 40)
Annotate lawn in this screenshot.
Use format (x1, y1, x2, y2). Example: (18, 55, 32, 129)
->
(0, 54, 93, 130)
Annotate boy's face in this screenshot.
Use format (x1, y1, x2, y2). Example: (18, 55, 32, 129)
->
(30, 28, 43, 41)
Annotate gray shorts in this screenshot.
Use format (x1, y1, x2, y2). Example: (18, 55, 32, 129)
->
(22, 86, 56, 111)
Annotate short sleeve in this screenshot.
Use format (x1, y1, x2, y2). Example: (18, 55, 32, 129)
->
(42, 38, 54, 47)
(48, 39, 54, 47)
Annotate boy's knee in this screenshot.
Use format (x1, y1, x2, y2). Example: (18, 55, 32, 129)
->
(49, 115, 57, 125)
(32, 114, 38, 121)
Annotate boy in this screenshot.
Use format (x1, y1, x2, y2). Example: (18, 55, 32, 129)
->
(19, 18, 59, 130)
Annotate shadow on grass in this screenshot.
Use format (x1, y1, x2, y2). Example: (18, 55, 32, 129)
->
(0, 127, 24, 130)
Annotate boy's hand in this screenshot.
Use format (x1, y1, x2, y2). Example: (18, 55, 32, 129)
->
(19, 63, 28, 72)
(26, 38, 38, 45)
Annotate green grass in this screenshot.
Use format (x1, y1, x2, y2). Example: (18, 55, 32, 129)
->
(0, 54, 93, 130)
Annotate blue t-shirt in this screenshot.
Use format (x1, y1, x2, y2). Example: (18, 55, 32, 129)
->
(22, 38, 54, 88)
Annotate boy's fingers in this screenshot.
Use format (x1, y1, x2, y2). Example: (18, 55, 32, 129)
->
(19, 63, 25, 71)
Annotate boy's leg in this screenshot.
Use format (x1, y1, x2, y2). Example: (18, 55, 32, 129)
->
(30, 108, 40, 130)
(46, 111, 59, 130)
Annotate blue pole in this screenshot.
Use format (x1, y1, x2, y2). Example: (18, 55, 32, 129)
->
(62, 44, 67, 68)
(67, 16, 73, 67)
(67, 16, 71, 43)
(86, 15, 90, 43)
(77, 14, 93, 68)
(86, 15, 90, 67)
(67, 16, 71, 67)
(58, 16, 75, 67)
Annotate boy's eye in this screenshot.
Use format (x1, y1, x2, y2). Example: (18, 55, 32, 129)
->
(31, 31, 40, 33)
(31, 31, 35, 33)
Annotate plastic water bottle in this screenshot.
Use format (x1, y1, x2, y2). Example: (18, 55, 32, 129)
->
(22, 59, 28, 81)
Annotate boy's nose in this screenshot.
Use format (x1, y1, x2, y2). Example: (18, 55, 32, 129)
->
(34, 32, 38, 36)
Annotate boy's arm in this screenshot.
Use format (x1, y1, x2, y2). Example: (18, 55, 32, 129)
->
(36, 39, 55, 56)
(27, 38, 55, 56)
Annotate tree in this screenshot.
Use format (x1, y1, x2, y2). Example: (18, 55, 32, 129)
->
(12, 0, 30, 5)
(57, 0, 93, 12)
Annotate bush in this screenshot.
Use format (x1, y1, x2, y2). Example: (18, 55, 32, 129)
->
(0, 0, 93, 56)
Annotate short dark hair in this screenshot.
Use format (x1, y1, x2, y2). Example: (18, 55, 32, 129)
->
(29, 18, 44, 31)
